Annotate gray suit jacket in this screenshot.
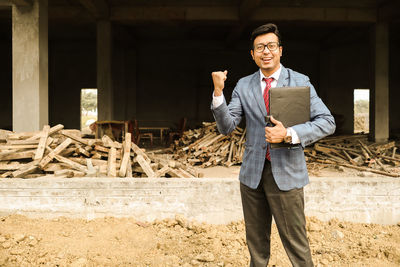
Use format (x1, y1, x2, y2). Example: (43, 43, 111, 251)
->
(211, 66, 336, 190)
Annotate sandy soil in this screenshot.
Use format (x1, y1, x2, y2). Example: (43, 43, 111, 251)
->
(0, 214, 399, 267)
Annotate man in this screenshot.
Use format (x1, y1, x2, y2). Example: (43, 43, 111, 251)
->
(211, 23, 335, 267)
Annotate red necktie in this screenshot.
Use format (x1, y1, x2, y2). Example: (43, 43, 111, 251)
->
(263, 77, 274, 160)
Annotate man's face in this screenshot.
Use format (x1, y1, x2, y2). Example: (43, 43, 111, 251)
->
(250, 32, 283, 76)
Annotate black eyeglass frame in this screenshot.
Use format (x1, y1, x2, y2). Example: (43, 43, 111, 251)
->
(253, 42, 280, 53)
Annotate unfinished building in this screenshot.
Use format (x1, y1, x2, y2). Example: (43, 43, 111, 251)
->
(0, 0, 399, 141)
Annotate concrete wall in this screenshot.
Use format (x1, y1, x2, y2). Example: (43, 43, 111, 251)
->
(0, 177, 399, 225)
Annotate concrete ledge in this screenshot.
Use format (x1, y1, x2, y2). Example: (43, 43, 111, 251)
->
(0, 177, 399, 225)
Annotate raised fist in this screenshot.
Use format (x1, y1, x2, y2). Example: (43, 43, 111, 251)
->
(211, 70, 228, 96)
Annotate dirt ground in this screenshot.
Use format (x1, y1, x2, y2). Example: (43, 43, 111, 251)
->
(0, 214, 399, 267)
(1, 163, 399, 267)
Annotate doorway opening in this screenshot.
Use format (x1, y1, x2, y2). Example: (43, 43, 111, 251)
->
(354, 89, 369, 134)
(81, 88, 98, 135)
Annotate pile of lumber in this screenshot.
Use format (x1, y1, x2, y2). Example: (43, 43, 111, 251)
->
(0, 125, 201, 179)
(172, 122, 246, 168)
(305, 134, 400, 177)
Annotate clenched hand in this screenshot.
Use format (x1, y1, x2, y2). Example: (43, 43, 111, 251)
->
(265, 116, 287, 143)
(211, 70, 228, 97)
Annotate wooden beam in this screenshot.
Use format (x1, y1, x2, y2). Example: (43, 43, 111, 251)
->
(0, 0, 11, 7)
(252, 7, 377, 22)
(110, 6, 376, 23)
(78, 0, 109, 19)
(111, 7, 237, 22)
(10, 0, 32, 6)
(19, 5, 378, 23)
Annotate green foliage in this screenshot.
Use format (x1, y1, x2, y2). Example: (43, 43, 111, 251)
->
(81, 91, 97, 113)
(354, 100, 369, 114)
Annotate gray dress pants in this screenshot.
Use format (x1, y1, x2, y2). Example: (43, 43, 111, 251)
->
(240, 160, 314, 267)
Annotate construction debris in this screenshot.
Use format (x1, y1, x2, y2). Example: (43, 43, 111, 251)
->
(0, 125, 202, 179)
(172, 122, 399, 177)
(305, 134, 400, 177)
(172, 122, 246, 168)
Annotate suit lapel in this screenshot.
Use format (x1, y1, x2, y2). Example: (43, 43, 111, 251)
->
(276, 65, 289, 87)
(249, 71, 267, 115)
(249, 66, 289, 116)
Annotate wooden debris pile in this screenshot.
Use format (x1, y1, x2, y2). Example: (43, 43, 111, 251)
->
(172, 122, 246, 168)
(0, 125, 201, 179)
(305, 134, 400, 177)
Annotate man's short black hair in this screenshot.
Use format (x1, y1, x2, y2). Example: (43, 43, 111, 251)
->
(250, 23, 282, 49)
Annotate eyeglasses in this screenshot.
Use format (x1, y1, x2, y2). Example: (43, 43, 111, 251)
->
(254, 42, 280, 53)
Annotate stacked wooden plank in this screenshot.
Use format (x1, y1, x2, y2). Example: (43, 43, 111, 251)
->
(0, 125, 201, 179)
(172, 122, 246, 168)
(305, 134, 400, 177)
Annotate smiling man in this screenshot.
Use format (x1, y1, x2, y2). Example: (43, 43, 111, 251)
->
(211, 23, 335, 267)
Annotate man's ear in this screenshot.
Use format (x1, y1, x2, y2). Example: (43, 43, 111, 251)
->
(250, 50, 254, 60)
(279, 46, 283, 57)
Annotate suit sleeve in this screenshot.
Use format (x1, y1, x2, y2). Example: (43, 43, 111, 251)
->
(291, 79, 336, 147)
(211, 85, 244, 135)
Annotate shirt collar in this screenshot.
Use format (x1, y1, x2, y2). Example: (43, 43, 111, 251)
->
(259, 64, 282, 82)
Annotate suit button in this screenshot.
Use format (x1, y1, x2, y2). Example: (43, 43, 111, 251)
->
(262, 144, 266, 149)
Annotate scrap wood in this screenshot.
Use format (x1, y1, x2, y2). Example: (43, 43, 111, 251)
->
(60, 130, 94, 146)
(131, 142, 151, 163)
(54, 169, 85, 178)
(38, 138, 73, 168)
(27, 124, 64, 141)
(54, 154, 87, 173)
(135, 154, 155, 177)
(106, 147, 117, 177)
(0, 150, 36, 161)
(306, 134, 400, 177)
(7, 139, 39, 145)
(154, 165, 170, 177)
(101, 135, 122, 149)
(0, 124, 204, 179)
(314, 158, 400, 178)
(172, 122, 246, 168)
(0, 129, 12, 142)
(118, 133, 132, 177)
(125, 158, 133, 178)
(75, 144, 91, 157)
(12, 160, 40, 178)
(0, 162, 22, 171)
(6, 131, 40, 141)
(34, 125, 50, 160)
(148, 154, 201, 178)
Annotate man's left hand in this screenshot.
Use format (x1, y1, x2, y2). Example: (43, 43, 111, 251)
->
(265, 116, 287, 143)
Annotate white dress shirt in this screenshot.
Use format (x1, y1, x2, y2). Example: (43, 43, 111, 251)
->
(212, 64, 300, 144)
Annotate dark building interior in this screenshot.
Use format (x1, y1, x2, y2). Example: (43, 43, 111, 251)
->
(0, 0, 399, 141)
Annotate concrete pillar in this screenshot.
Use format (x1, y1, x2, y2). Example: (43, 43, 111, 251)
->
(371, 22, 389, 142)
(97, 20, 113, 121)
(12, 0, 48, 132)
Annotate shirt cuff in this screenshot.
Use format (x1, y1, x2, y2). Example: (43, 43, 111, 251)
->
(212, 92, 224, 108)
(287, 127, 300, 144)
